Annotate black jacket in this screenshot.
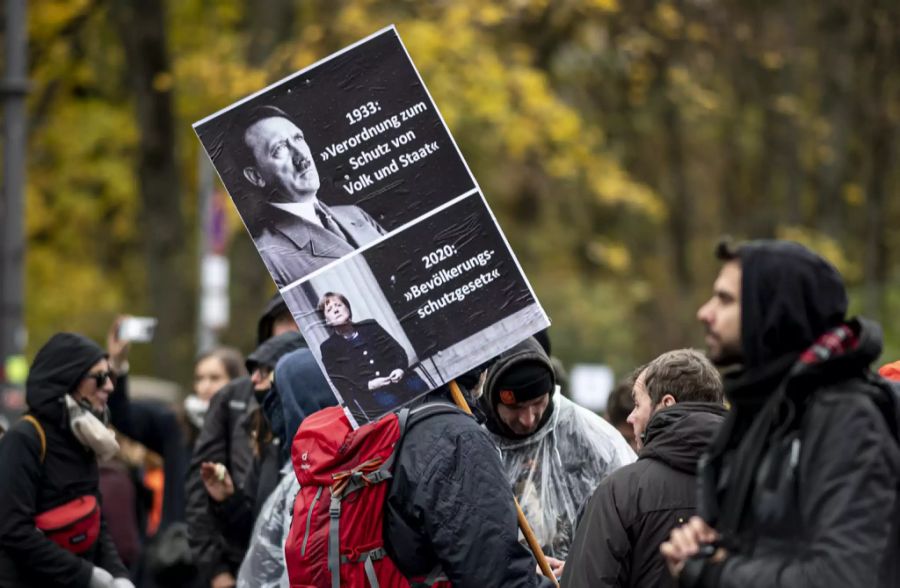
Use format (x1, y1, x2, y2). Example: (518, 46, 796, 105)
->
(185, 377, 257, 580)
(185, 294, 297, 582)
(685, 241, 900, 588)
(384, 396, 555, 588)
(563, 402, 725, 588)
(0, 333, 128, 588)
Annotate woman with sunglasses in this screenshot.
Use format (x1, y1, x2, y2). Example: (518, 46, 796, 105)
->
(0, 332, 134, 588)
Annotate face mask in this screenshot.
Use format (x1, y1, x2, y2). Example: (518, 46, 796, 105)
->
(184, 394, 209, 429)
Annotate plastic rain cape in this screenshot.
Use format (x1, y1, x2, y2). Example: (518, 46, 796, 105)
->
(237, 469, 299, 588)
(487, 392, 636, 559)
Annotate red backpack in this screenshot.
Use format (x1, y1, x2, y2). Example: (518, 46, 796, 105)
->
(285, 404, 453, 588)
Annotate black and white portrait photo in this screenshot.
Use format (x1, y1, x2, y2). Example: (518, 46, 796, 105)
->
(282, 255, 434, 424)
(194, 27, 476, 289)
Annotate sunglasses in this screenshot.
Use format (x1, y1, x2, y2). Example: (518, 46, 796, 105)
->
(85, 371, 116, 387)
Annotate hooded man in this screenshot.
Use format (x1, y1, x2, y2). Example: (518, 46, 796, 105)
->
(186, 294, 300, 588)
(661, 240, 900, 588)
(479, 337, 636, 568)
(563, 349, 726, 588)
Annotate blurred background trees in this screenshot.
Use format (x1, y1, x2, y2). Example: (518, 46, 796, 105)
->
(16, 0, 900, 382)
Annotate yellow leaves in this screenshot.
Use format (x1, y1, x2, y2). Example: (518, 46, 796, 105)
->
(587, 164, 664, 220)
(153, 72, 174, 93)
(335, 4, 378, 39)
(26, 243, 124, 348)
(654, 2, 683, 38)
(28, 99, 138, 247)
(174, 49, 267, 118)
(843, 183, 864, 207)
(475, 3, 508, 26)
(30, 0, 93, 40)
(686, 23, 708, 44)
(588, 0, 620, 13)
(668, 66, 719, 113)
(587, 240, 631, 272)
(303, 25, 325, 45)
(773, 94, 802, 117)
(761, 51, 785, 70)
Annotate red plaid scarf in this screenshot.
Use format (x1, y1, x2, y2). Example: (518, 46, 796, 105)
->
(799, 323, 857, 365)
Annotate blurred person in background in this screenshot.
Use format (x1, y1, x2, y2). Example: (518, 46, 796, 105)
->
(184, 347, 247, 436)
(186, 294, 298, 588)
(0, 332, 133, 588)
(605, 371, 641, 452)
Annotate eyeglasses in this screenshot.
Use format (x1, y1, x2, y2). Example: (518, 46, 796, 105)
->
(85, 371, 115, 387)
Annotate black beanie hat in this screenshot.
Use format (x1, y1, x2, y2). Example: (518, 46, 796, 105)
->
(493, 360, 554, 407)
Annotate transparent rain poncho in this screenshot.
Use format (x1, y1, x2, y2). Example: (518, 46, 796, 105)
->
(487, 392, 636, 559)
(237, 470, 299, 588)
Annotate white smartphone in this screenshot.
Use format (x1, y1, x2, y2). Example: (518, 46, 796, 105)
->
(118, 316, 158, 343)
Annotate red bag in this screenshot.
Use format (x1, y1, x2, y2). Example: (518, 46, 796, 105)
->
(35, 495, 101, 554)
(285, 405, 452, 588)
(22, 416, 102, 554)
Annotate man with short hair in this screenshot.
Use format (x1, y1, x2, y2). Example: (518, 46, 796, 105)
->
(479, 337, 636, 571)
(661, 240, 900, 588)
(237, 105, 385, 288)
(562, 349, 725, 587)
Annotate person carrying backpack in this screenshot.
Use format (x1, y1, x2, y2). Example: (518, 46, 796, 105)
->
(0, 332, 134, 588)
(284, 382, 556, 588)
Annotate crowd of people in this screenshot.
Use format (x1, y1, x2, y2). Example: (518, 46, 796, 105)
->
(1, 238, 899, 588)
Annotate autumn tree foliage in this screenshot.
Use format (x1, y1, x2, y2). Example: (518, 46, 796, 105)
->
(23, 0, 900, 381)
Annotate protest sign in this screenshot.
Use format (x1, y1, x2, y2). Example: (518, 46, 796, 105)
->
(194, 26, 549, 425)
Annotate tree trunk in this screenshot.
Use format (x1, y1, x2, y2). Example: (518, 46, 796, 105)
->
(109, 0, 194, 378)
(860, 4, 897, 321)
(244, 0, 296, 67)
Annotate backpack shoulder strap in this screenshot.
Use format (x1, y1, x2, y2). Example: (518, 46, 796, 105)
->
(401, 402, 464, 435)
(387, 402, 467, 473)
(21, 415, 47, 464)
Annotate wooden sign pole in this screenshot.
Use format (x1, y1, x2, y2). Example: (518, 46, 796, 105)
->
(449, 380, 560, 587)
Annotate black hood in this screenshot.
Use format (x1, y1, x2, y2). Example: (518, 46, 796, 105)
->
(256, 293, 290, 345)
(480, 337, 556, 439)
(737, 240, 847, 371)
(26, 333, 106, 422)
(246, 331, 307, 374)
(641, 402, 727, 474)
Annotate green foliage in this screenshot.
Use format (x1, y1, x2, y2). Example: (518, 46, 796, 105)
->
(23, 0, 900, 383)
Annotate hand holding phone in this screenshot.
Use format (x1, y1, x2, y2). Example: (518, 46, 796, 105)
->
(118, 316, 158, 343)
